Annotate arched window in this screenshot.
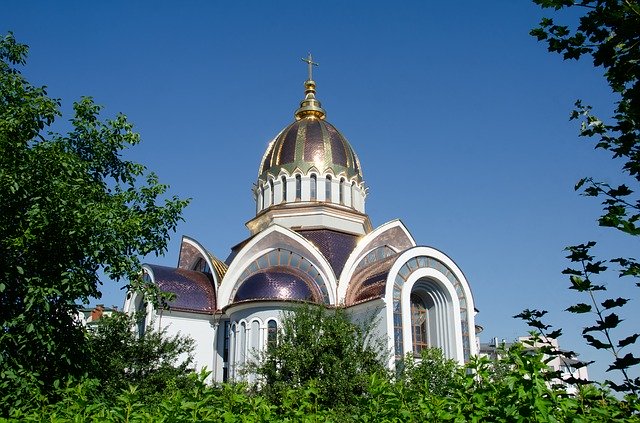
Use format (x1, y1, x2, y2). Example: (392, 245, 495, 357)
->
(295, 174, 302, 200)
(281, 176, 287, 202)
(269, 179, 274, 206)
(267, 320, 278, 350)
(310, 174, 317, 201)
(240, 321, 247, 365)
(193, 257, 211, 274)
(325, 175, 332, 202)
(222, 321, 230, 382)
(411, 293, 429, 356)
(351, 182, 357, 208)
(339, 178, 345, 205)
(260, 184, 265, 210)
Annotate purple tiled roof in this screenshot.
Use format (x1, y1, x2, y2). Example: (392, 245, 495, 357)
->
(147, 264, 216, 314)
(346, 254, 399, 305)
(297, 229, 360, 278)
(233, 266, 322, 304)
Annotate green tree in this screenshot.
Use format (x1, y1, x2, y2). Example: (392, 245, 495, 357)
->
(0, 32, 189, 404)
(250, 305, 387, 409)
(530, 0, 640, 397)
(398, 347, 461, 398)
(86, 312, 195, 402)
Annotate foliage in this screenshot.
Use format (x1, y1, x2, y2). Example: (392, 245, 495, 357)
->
(85, 312, 196, 402)
(6, 342, 639, 422)
(249, 305, 387, 409)
(398, 347, 461, 398)
(0, 32, 189, 405)
(530, 0, 640, 396)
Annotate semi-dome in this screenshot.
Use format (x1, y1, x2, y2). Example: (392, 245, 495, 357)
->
(232, 267, 323, 304)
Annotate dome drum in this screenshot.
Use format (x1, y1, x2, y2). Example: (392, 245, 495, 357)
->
(255, 171, 366, 214)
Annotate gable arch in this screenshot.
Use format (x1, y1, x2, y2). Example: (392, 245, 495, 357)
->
(383, 246, 476, 366)
(218, 225, 337, 308)
(337, 220, 416, 302)
(178, 236, 225, 290)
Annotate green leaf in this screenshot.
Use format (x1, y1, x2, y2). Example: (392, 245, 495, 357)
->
(601, 297, 628, 309)
(566, 303, 591, 313)
(617, 334, 639, 348)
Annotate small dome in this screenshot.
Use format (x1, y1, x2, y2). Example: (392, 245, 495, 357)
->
(259, 119, 362, 181)
(233, 267, 322, 304)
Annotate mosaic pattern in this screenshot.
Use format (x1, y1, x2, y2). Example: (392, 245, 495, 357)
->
(347, 252, 399, 305)
(233, 267, 321, 303)
(233, 248, 330, 304)
(177, 239, 228, 284)
(297, 229, 360, 278)
(355, 245, 397, 271)
(259, 117, 363, 182)
(392, 256, 470, 361)
(146, 264, 216, 313)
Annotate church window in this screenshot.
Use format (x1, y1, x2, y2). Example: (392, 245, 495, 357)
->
(240, 321, 247, 365)
(351, 182, 356, 207)
(269, 179, 274, 206)
(134, 293, 146, 337)
(325, 175, 332, 201)
(339, 178, 345, 205)
(281, 176, 287, 202)
(411, 293, 429, 355)
(260, 184, 265, 210)
(193, 257, 211, 274)
(310, 174, 317, 200)
(267, 320, 277, 350)
(222, 321, 230, 382)
(295, 174, 302, 200)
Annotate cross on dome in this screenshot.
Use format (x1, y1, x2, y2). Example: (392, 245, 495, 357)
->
(301, 52, 319, 81)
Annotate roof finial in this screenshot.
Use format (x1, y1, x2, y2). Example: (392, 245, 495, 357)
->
(295, 52, 326, 120)
(301, 52, 318, 81)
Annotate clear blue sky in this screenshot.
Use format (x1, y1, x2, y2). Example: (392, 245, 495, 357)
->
(4, 1, 637, 384)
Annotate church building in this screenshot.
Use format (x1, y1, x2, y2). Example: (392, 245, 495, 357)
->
(124, 57, 478, 382)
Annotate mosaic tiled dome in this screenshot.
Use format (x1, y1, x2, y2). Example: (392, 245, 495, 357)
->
(233, 267, 323, 304)
(259, 118, 362, 182)
(258, 77, 363, 182)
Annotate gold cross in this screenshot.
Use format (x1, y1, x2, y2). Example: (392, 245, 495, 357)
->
(301, 53, 319, 81)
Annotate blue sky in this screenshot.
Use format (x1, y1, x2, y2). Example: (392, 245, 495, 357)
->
(4, 1, 637, 383)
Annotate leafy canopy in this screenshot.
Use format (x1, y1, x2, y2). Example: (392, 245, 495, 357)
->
(529, 0, 640, 397)
(250, 305, 387, 408)
(85, 312, 195, 403)
(0, 32, 189, 401)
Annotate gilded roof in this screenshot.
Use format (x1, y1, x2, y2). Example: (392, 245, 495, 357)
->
(259, 118, 363, 182)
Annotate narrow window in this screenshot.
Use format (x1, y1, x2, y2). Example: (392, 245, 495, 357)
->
(223, 321, 230, 382)
(267, 320, 278, 350)
(240, 322, 247, 364)
(269, 179, 274, 206)
(411, 293, 428, 356)
(351, 182, 357, 207)
(325, 175, 332, 202)
(295, 174, 302, 200)
(260, 184, 265, 210)
(281, 176, 287, 202)
(310, 174, 317, 201)
(339, 178, 345, 205)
